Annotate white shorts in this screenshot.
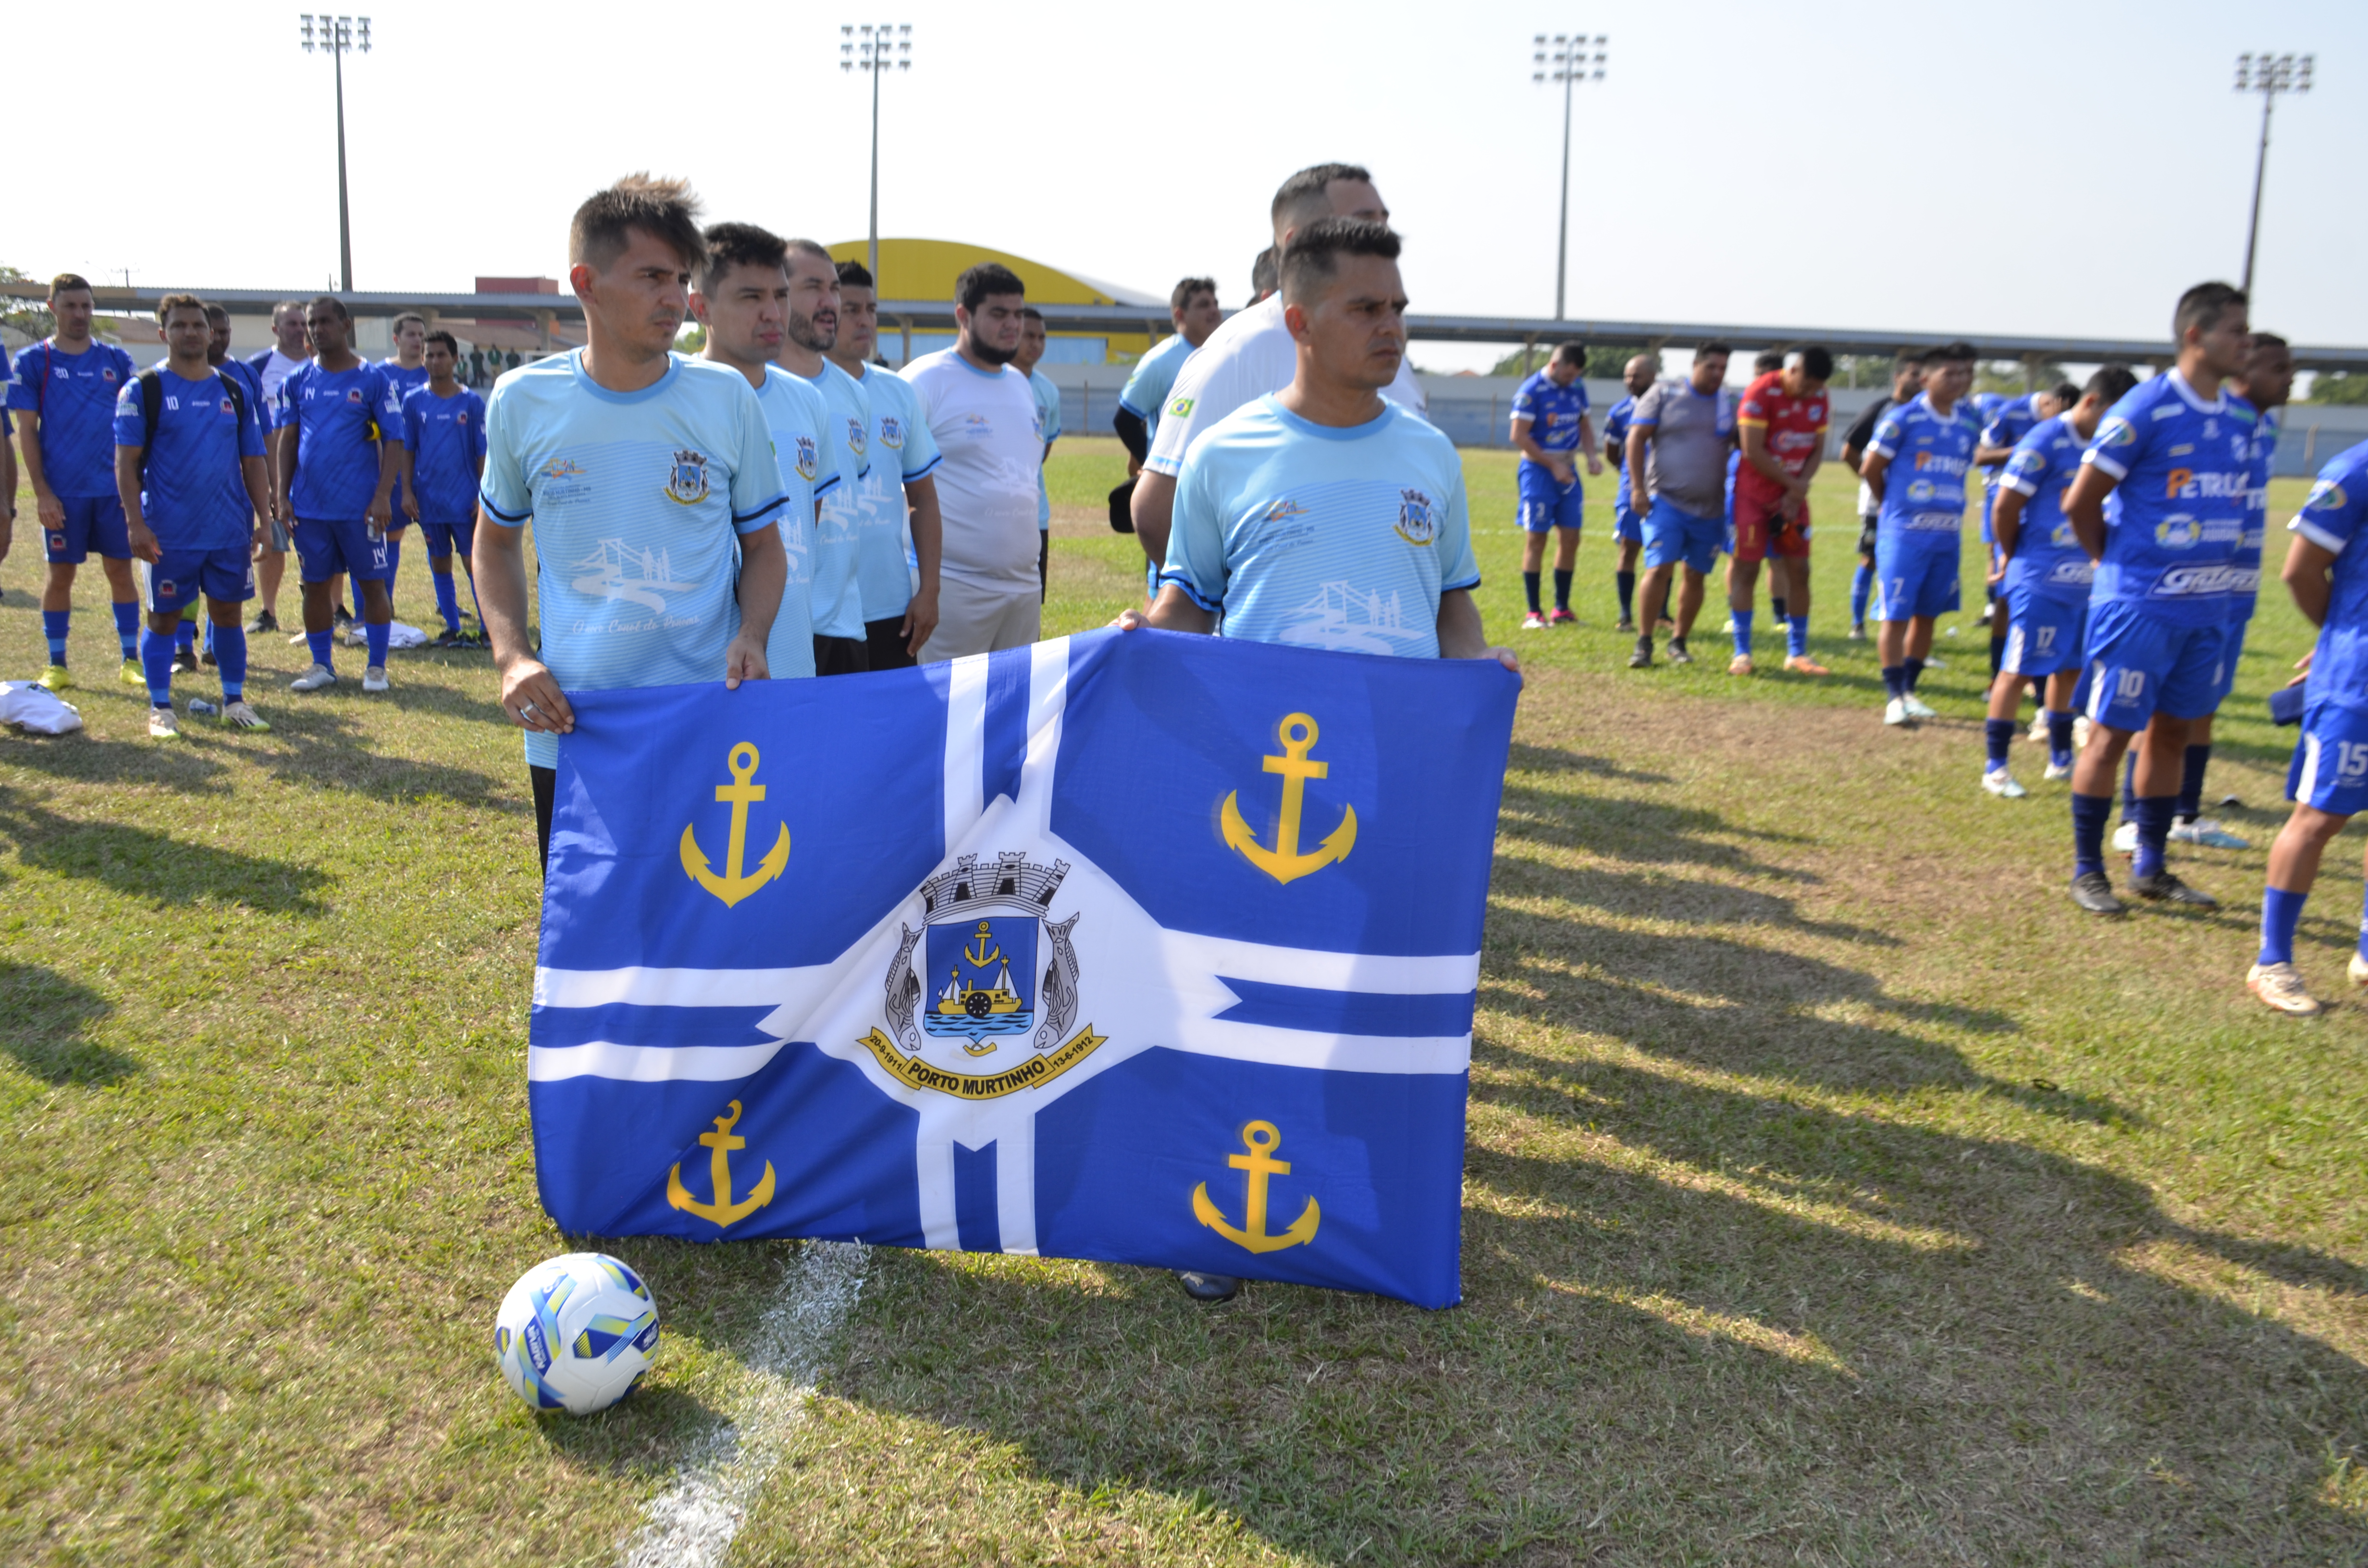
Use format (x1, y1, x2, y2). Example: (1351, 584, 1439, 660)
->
(917, 577, 1039, 663)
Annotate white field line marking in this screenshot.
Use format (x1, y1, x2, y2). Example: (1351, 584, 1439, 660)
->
(617, 1241, 868, 1568)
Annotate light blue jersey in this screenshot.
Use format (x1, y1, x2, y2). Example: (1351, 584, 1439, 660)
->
(752, 365, 836, 682)
(1867, 391, 1980, 552)
(1997, 414, 2095, 605)
(479, 351, 789, 766)
(798, 360, 870, 640)
(1162, 396, 1479, 659)
(2082, 369, 2256, 628)
(850, 363, 942, 622)
(1028, 367, 1060, 531)
(2291, 441, 2368, 713)
(1118, 331, 1194, 439)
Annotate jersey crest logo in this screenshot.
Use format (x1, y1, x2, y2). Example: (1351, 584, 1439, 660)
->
(1906, 480, 1936, 503)
(664, 449, 712, 506)
(101, 368, 118, 382)
(457, 412, 469, 425)
(792, 435, 820, 482)
(847, 416, 867, 458)
(1394, 489, 1438, 546)
(2099, 417, 2137, 448)
(1168, 395, 1195, 419)
(2306, 480, 2348, 513)
(879, 415, 903, 449)
(2155, 517, 2202, 549)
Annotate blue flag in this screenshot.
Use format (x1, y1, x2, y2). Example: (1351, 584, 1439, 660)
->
(531, 627, 1518, 1309)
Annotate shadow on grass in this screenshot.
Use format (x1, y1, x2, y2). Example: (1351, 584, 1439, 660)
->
(0, 781, 335, 915)
(1505, 742, 1673, 788)
(1495, 783, 1818, 882)
(240, 705, 525, 812)
(1494, 859, 1903, 947)
(0, 960, 130, 1084)
(0, 726, 236, 794)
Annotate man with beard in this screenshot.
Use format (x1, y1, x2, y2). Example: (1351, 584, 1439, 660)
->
(777, 239, 873, 675)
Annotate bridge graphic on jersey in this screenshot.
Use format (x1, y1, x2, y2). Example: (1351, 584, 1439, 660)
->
(571, 539, 696, 612)
(1279, 582, 1427, 655)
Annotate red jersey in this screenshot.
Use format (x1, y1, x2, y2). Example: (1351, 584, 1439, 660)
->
(1734, 370, 1829, 505)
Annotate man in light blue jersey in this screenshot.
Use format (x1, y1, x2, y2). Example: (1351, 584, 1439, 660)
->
(473, 175, 790, 870)
(2060, 282, 2256, 915)
(10, 273, 144, 692)
(1015, 306, 1062, 602)
(691, 222, 826, 684)
(777, 238, 873, 676)
(1113, 277, 1221, 473)
(2245, 436, 2368, 1014)
(1512, 341, 1602, 630)
(397, 331, 490, 647)
(829, 259, 943, 670)
(1604, 353, 1658, 632)
(272, 295, 405, 693)
(1860, 341, 1979, 725)
(111, 294, 274, 737)
(1978, 365, 2137, 797)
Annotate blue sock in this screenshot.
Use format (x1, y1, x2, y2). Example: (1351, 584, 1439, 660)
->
(2122, 752, 2138, 815)
(1850, 563, 1873, 625)
(140, 626, 175, 707)
(214, 624, 247, 700)
(1787, 614, 1809, 658)
(1552, 568, 1572, 611)
(1522, 571, 1541, 614)
(2130, 795, 2174, 879)
(1732, 608, 1754, 658)
(2260, 887, 2306, 968)
(1904, 657, 1925, 693)
(175, 619, 197, 654)
(41, 609, 68, 664)
(1882, 665, 1906, 699)
(2072, 792, 2114, 878)
(432, 569, 462, 632)
(2047, 710, 2075, 769)
(112, 599, 140, 658)
(1985, 718, 2015, 772)
(307, 629, 335, 670)
(2177, 743, 2211, 821)
(365, 619, 391, 668)
(1616, 570, 1636, 623)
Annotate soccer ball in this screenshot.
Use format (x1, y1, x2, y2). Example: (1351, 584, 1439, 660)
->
(493, 1252, 660, 1415)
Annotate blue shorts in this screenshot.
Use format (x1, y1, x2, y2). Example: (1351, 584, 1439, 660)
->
(2287, 700, 2368, 817)
(418, 515, 478, 563)
(293, 516, 397, 584)
(142, 547, 255, 614)
(44, 493, 130, 564)
(1613, 502, 1643, 544)
(2081, 600, 2227, 731)
(1642, 496, 1722, 575)
(1517, 467, 1584, 534)
(2212, 602, 2257, 707)
(1871, 539, 1961, 621)
(2000, 588, 2085, 678)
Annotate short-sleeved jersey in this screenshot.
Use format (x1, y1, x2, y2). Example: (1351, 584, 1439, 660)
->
(478, 350, 789, 767)
(799, 360, 872, 639)
(1997, 414, 2095, 604)
(1628, 379, 1738, 517)
(1028, 367, 1061, 530)
(2232, 405, 2280, 613)
(2082, 369, 2256, 627)
(1734, 370, 1829, 505)
(2290, 441, 2368, 713)
(399, 384, 489, 524)
(377, 360, 431, 507)
(1510, 369, 1590, 467)
(849, 363, 942, 621)
(1603, 394, 1638, 512)
(111, 367, 267, 551)
(1118, 331, 1195, 438)
(1867, 392, 1980, 547)
(8, 338, 138, 496)
(750, 365, 830, 682)
(214, 357, 268, 519)
(1162, 395, 1479, 659)
(1978, 392, 2047, 483)
(900, 348, 1043, 588)
(279, 360, 403, 520)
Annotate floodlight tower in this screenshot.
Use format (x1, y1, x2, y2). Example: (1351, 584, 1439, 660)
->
(1533, 31, 1608, 322)
(2234, 51, 2312, 296)
(842, 23, 914, 284)
(300, 14, 371, 292)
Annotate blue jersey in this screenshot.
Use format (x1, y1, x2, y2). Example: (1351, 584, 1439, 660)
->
(399, 384, 489, 524)
(111, 367, 268, 551)
(2233, 406, 2280, 616)
(2083, 370, 2256, 627)
(800, 360, 871, 640)
(1029, 367, 1061, 530)
(1163, 395, 1480, 659)
(378, 360, 431, 509)
(279, 360, 403, 520)
(215, 357, 268, 519)
(2291, 441, 2368, 714)
(1119, 331, 1195, 438)
(1996, 414, 2095, 605)
(479, 351, 789, 767)
(1510, 369, 1590, 468)
(750, 364, 831, 681)
(850, 363, 942, 621)
(1603, 394, 1637, 512)
(8, 338, 137, 497)
(1867, 392, 1981, 551)
(1978, 392, 2047, 484)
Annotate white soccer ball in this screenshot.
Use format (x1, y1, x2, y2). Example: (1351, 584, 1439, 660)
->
(493, 1251, 660, 1415)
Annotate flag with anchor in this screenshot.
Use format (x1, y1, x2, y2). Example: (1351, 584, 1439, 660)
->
(529, 626, 1518, 1308)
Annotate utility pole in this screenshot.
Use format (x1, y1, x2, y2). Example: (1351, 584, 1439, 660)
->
(842, 23, 914, 284)
(2234, 51, 2312, 296)
(1533, 32, 1608, 322)
(301, 14, 372, 292)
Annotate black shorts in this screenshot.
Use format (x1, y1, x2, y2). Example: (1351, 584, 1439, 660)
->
(814, 634, 869, 677)
(1857, 517, 1878, 558)
(532, 764, 556, 873)
(865, 614, 918, 671)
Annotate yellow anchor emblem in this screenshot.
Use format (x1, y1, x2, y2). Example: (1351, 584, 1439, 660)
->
(963, 920, 1000, 968)
(1191, 1120, 1320, 1254)
(680, 741, 791, 907)
(1220, 713, 1357, 885)
(665, 1100, 777, 1228)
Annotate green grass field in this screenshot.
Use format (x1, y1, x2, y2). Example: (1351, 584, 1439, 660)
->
(2, 437, 2364, 1565)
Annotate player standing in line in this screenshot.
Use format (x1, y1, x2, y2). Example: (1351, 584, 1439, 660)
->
(475, 176, 789, 870)
(243, 300, 311, 635)
(1729, 345, 1833, 676)
(1975, 382, 2070, 682)
(1113, 278, 1221, 477)
(778, 239, 873, 676)
(828, 259, 943, 670)
(2244, 435, 2368, 1013)
(1978, 366, 2137, 797)
(1510, 341, 1602, 630)
(1860, 342, 1979, 725)
(273, 296, 405, 694)
(1625, 341, 1737, 669)
(1838, 354, 1923, 640)
(112, 296, 274, 736)
(1015, 306, 1062, 603)
(2060, 283, 2256, 916)
(185, 305, 270, 670)
(1604, 353, 1658, 633)
(0, 404, 15, 564)
(396, 331, 490, 648)
(369, 311, 432, 624)
(9, 274, 144, 692)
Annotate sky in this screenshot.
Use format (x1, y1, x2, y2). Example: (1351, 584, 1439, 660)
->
(15, 0, 2366, 372)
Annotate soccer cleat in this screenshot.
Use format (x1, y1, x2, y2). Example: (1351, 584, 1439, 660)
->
(1783, 655, 1830, 676)
(1614, 617, 1636, 634)
(1628, 640, 1653, 669)
(362, 665, 391, 693)
(2349, 952, 2368, 990)
(2110, 821, 2140, 855)
(288, 629, 311, 646)
(146, 706, 180, 740)
(1176, 1270, 1241, 1303)
(119, 657, 144, 686)
(1884, 697, 1912, 726)
(173, 647, 199, 674)
(37, 664, 72, 692)
(2027, 715, 2050, 745)
(2169, 818, 2249, 849)
(1728, 653, 1754, 676)
(1522, 611, 1549, 631)
(1719, 617, 1737, 634)
(1848, 623, 1866, 640)
(2044, 760, 2073, 782)
(2070, 871, 2125, 915)
(1901, 694, 1937, 721)
(247, 608, 279, 634)
(219, 699, 271, 732)
(1548, 607, 1576, 626)
(333, 604, 354, 632)
(200, 644, 218, 668)
(1666, 638, 1693, 666)
(2246, 962, 2322, 1017)
(2130, 870, 2217, 907)
(290, 663, 338, 692)
(1923, 655, 1946, 670)
(1982, 768, 2027, 799)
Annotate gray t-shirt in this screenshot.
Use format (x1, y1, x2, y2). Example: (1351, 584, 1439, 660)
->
(1630, 378, 1738, 518)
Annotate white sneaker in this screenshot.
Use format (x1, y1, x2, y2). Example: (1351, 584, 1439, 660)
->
(2111, 821, 2140, 855)
(362, 665, 390, 693)
(1901, 694, 1938, 721)
(1884, 697, 1912, 726)
(220, 699, 271, 731)
(147, 706, 180, 739)
(2349, 952, 2368, 990)
(1923, 655, 1947, 669)
(290, 663, 338, 692)
(1982, 768, 2027, 799)
(2247, 961, 2322, 1017)
(2168, 818, 2249, 849)
(288, 629, 312, 646)
(2027, 715, 2050, 745)
(2044, 760, 2073, 782)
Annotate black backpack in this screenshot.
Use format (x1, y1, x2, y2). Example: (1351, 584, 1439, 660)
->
(135, 367, 249, 481)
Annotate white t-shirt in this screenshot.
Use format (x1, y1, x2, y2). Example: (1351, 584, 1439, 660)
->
(259, 348, 308, 404)
(1143, 294, 1428, 477)
(899, 348, 1042, 588)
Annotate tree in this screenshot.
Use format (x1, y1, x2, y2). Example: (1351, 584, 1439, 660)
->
(0, 265, 53, 345)
(1487, 342, 1648, 379)
(1975, 359, 2068, 396)
(2306, 371, 2368, 405)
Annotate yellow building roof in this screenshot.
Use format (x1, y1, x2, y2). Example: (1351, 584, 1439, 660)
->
(826, 238, 1159, 308)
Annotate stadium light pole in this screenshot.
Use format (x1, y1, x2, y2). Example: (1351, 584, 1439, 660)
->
(842, 23, 914, 284)
(300, 13, 371, 293)
(2234, 51, 2312, 296)
(1533, 31, 1607, 323)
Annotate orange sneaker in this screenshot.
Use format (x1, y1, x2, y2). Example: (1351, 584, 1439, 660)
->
(1727, 654, 1755, 676)
(1783, 655, 1831, 676)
